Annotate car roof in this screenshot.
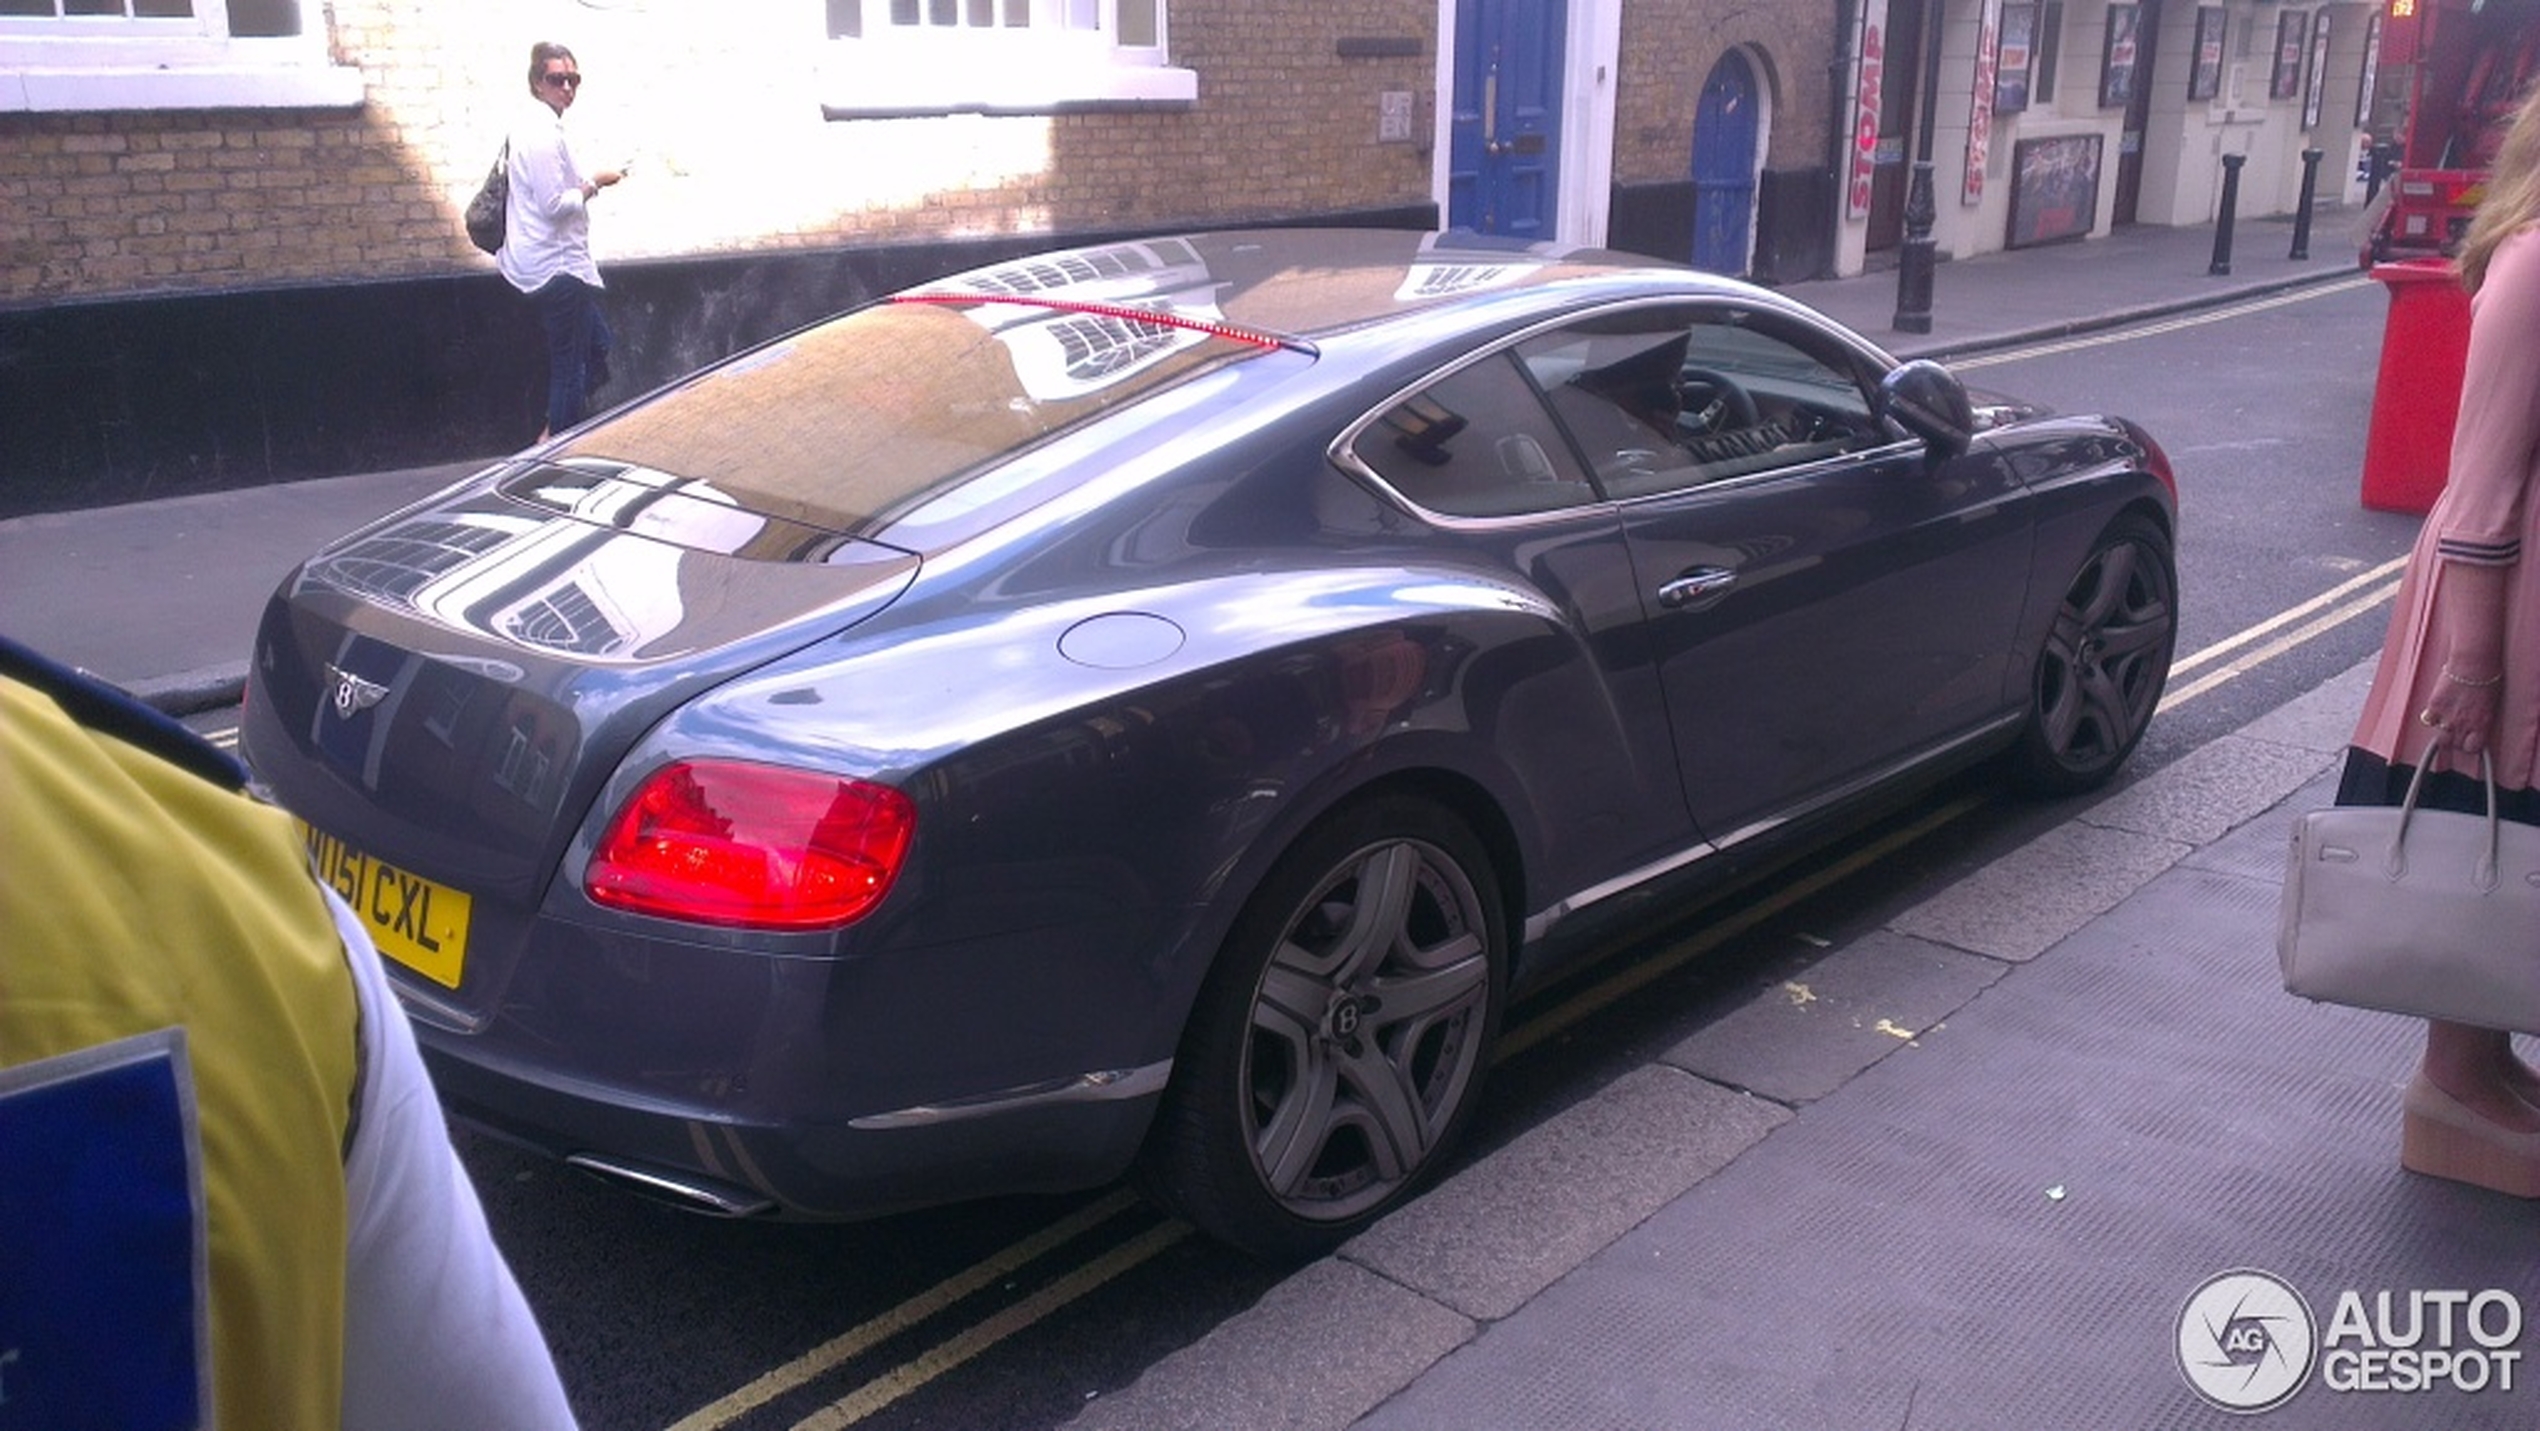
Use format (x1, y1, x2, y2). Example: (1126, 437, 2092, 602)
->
(902, 227, 1771, 347)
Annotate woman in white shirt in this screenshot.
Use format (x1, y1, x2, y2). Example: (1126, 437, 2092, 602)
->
(498, 41, 624, 441)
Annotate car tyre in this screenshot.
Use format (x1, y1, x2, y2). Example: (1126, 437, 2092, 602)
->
(2007, 511, 2176, 795)
(1142, 795, 1504, 1260)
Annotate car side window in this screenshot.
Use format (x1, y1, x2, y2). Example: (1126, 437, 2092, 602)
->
(1522, 309, 1890, 500)
(1348, 352, 1599, 518)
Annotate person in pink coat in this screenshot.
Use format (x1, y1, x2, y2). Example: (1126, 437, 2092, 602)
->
(2340, 79, 2540, 1197)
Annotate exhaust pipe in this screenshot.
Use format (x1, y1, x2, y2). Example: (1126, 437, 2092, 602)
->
(565, 1152, 777, 1217)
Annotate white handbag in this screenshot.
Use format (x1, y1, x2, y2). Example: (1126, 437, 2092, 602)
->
(2278, 750, 2540, 1032)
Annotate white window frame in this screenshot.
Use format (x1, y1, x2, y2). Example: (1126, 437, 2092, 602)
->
(818, 0, 1195, 117)
(1, 0, 362, 112)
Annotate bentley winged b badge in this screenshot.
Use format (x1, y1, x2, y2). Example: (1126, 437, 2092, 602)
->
(325, 664, 390, 719)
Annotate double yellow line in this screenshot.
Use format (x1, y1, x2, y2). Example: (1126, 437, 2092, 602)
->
(665, 1189, 1184, 1430)
(2158, 555, 2406, 712)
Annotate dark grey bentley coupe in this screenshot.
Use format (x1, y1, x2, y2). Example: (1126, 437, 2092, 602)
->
(243, 227, 2177, 1257)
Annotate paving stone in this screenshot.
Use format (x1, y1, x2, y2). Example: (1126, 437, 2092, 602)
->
(1661, 929, 2010, 1103)
(1887, 820, 2187, 962)
(2083, 731, 2342, 846)
(1341, 1064, 1788, 1322)
(1065, 1258, 1473, 1431)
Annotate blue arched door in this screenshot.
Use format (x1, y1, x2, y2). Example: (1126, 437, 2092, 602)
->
(1449, 0, 1566, 238)
(1691, 52, 1760, 274)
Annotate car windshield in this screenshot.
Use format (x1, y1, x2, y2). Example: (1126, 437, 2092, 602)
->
(550, 297, 1276, 535)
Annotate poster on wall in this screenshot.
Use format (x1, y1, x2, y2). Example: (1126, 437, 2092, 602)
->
(2188, 7, 2226, 102)
(1848, 0, 1894, 219)
(2099, 4, 2139, 109)
(1995, 3, 2038, 113)
(2357, 11, 2382, 128)
(2271, 11, 2306, 100)
(2008, 132, 2103, 247)
(1964, 0, 2003, 205)
(2303, 11, 2333, 130)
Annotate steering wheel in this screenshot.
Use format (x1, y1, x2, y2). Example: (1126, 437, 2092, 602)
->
(1675, 367, 1761, 436)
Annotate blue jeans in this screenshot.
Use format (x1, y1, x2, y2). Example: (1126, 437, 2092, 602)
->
(531, 274, 612, 435)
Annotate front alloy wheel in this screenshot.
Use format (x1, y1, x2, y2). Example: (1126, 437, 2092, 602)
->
(1146, 797, 1502, 1259)
(2010, 512, 2176, 794)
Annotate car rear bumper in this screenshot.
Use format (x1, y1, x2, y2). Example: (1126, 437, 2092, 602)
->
(420, 1034, 1164, 1220)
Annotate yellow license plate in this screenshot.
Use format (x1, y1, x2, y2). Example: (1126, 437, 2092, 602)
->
(299, 821, 473, 989)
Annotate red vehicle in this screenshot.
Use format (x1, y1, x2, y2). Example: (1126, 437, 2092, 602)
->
(2367, 0, 2540, 263)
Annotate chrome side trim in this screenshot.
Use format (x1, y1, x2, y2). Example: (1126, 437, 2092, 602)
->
(849, 1060, 1174, 1130)
(1523, 713, 2025, 943)
(1524, 837, 1718, 943)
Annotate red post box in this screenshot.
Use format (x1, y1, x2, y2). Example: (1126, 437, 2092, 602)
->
(2360, 258, 2472, 515)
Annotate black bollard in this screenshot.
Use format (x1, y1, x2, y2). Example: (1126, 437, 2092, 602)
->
(1891, 11, 1946, 335)
(1894, 160, 1938, 333)
(2290, 148, 2324, 259)
(2209, 153, 2246, 276)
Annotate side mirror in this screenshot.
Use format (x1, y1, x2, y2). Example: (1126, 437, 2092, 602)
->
(1878, 360, 1975, 458)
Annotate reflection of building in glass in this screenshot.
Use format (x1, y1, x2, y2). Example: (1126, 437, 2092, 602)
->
(503, 580, 629, 659)
(938, 238, 1227, 401)
(952, 238, 1210, 301)
(309, 518, 525, 607)
(1392, 231, 1571, 302)
(1394, 260, 1544, 301)
(307, 460, 775, 663)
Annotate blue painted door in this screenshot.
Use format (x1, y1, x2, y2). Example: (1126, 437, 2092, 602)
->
(1691, 52, 1760, 273)
(1449, 0, 1566, 239)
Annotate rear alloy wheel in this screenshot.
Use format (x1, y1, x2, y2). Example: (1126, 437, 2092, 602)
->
(2009, 512, 2176, 794)
(1146, 797, 1503, 1259)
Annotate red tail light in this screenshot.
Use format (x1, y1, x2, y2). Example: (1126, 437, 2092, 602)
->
(585, 760, 914, 930)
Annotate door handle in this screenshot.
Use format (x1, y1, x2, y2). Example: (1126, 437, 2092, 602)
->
(1657, 567, 1737, 611)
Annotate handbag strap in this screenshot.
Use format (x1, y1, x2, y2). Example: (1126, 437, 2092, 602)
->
(2390, 738, 2501, 890)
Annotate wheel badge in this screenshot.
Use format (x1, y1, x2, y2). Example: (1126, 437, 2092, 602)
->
(1328, 998, 1363, 1040)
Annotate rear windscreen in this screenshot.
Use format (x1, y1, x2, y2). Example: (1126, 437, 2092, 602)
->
(554, 299, 1270, 535)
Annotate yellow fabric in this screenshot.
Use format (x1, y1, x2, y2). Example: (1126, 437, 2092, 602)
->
(0, 676, 356, 1430)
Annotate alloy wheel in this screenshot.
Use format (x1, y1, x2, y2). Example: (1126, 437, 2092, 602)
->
(1239, 835, 1493, 1221)
(2016, 514, 2176, 792)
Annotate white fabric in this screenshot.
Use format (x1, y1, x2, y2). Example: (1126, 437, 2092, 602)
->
(497, 98, 603, 296)
(327, 890, 581, 1430)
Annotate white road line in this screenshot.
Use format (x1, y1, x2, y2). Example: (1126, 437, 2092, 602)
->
(1950, 276, 2372, 370)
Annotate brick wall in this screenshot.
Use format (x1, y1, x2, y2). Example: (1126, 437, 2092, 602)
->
(2, 0, 1435, 308)
(1612, 4, 1838, 185)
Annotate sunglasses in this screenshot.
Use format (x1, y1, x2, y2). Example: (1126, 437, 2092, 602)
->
(542, 72, 582, 89)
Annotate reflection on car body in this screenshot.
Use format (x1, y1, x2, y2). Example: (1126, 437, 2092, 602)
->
(242, 228, 2178, 1258)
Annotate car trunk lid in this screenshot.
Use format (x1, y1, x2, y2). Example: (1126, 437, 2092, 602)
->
(248, 459, 920, 969)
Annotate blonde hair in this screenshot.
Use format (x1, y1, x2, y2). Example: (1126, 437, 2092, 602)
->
(2458, 82, 2540, 293)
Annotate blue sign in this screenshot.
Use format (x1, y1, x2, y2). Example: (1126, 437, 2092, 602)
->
(0, 1029, 208, 1431)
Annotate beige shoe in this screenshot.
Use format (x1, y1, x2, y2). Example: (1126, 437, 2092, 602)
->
(2401, 1074, 2540, 1198)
